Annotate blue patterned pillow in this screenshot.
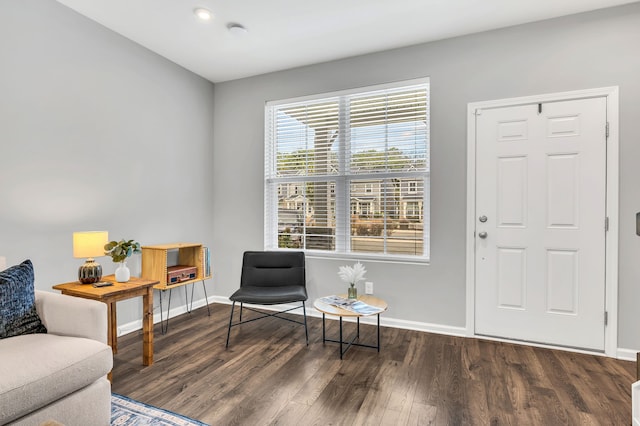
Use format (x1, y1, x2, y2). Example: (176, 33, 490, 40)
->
(0, 259, 47, 339)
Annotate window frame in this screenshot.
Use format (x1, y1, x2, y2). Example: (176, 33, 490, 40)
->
(265, 78, 430, 264)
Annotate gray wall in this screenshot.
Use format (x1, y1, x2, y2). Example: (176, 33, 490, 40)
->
(2, 0, 639, 352)
(212, 3, 640, 349)
(0, 0, 215, 326)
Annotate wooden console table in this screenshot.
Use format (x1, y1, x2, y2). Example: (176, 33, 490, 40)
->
(141, 243, 212, 333)
(52, 275, 158, 370)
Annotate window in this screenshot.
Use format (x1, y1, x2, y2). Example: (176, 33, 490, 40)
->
(406, 201, 421, 220)
(265, 78, 430, 261)
(359, 202, 371, 217)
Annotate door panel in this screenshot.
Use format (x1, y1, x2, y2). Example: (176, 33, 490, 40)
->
(497, 156, 527, 227)
(547, 154, 579, 228)
(546, 249, 578, 314)
(496, 247, 526, 309)
(475, 97, 607, 351)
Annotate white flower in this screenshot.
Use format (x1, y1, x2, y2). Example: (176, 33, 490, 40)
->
(338, 262, 366, 286)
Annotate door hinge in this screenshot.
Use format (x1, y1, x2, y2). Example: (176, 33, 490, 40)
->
(606, 122, 610, 139)
(605, 217, 609, 232)
(604, 311, 608, 326)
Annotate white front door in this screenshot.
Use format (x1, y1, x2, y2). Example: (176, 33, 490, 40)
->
(474, 97, 607, 351)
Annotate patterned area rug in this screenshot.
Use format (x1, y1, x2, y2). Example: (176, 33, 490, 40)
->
(111, 393, 209, 426)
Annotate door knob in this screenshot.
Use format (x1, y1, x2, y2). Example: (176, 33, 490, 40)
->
(478, 231, 488, 239)
(479, 215, 488, 223)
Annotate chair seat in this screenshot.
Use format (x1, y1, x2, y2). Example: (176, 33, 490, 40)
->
(229, 285, 308, 305)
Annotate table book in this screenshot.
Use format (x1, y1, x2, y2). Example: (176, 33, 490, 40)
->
(320, 295, 384, 315)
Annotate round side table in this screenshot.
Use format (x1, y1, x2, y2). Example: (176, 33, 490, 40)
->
(313, 295, 388, 359)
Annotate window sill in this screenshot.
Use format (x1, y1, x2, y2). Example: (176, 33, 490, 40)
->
(270, 248, 430, 266)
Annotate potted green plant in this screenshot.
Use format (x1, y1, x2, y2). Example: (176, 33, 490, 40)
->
(104, 239, 141, 282)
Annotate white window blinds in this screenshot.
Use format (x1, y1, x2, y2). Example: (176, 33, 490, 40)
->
(265, 78, 430, 261)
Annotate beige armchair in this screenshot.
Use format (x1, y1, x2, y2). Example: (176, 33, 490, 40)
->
(0, 291, 113, 426)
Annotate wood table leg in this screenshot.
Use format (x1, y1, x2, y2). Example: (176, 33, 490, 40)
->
(142, 287, 154, 366)
(110, 302, 118, 354)
(106, 302, 117, 354)
(106, 301, 116, 382)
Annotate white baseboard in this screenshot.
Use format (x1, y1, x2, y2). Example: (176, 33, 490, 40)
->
(617, 348, 639, 362)
(118, 296, 635, 361)
(117, 295, 466, 338)
(213, 296, 468, 336)
(139, 296, 467, 337)
(116, 296, 211, 337)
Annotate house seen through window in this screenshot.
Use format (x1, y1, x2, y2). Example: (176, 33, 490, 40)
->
(264, 78, 430, 261)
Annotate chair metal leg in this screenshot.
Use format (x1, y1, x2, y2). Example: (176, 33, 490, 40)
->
(226, 301, 236, 348)
(302, 301, 309, 346)
(225, 299, 308, 347)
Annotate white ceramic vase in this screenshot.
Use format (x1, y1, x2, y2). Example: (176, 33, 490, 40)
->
(115, 261, 130, 282)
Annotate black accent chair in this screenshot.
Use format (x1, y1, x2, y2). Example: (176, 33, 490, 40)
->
(225, 251, 308, 347)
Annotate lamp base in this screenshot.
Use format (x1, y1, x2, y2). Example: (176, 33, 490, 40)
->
(78, 258, 102, 284)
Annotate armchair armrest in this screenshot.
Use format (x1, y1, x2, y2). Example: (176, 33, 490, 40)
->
(35, 290, 107, 344)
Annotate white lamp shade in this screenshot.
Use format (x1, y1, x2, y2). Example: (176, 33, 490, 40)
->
(73, 231, 108, 258)
(0, 256, 6, 271)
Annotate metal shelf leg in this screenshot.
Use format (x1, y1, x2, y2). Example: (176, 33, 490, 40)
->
(158, 289, 172, 335)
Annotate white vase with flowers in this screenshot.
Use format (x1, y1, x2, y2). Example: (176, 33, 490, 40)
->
(338, 261, 366, 299)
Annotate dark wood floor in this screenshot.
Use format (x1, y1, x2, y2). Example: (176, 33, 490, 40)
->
(111, 304, 635, 425)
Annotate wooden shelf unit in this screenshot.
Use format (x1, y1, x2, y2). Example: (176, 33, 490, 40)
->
(141, 243, 211, 290)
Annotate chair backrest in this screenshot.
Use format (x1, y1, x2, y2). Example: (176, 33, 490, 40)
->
(240, 251, 305, 288)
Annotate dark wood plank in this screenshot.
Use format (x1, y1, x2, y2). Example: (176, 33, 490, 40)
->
(111, 304, 636, 425)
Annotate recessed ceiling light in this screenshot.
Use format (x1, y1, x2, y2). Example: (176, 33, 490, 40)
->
(193, 8, 213, 21)
(227, 23, 248, 35)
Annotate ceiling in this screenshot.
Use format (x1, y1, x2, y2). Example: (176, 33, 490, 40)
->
(56, 0, 635, 83)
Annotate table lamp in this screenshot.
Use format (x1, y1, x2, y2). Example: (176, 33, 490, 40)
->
(73, 231, 108, 284)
